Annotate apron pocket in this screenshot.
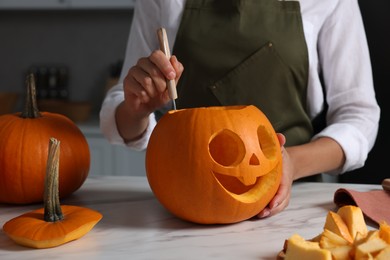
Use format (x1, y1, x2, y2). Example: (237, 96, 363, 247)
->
(208, 40, 311, 141)
(208, 41, 296, 112)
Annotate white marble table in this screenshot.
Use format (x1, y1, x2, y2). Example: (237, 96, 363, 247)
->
(0, 176, 382, 260)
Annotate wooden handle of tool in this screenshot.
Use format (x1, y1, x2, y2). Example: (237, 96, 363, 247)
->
(382, 178, 390, 192)
(157, 28, 178, 100)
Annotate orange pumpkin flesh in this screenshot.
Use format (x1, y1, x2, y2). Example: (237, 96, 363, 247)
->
(0, 74, 90, 204)
(146, 105, 282, 224)
(3, 138, 102, 249)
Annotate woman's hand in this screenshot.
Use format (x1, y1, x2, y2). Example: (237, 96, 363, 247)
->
(115, 51, 184, 142)
(256, 134, 346, 219)
(257, 133, 295, 218)
(123, 51, 184, 119)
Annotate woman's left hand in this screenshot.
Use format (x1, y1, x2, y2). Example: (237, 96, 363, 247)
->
(257, 133, 295, 218)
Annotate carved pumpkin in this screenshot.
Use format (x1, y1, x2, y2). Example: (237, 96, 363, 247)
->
(0, 74, 90, 204)
(146, 105, 282, 224)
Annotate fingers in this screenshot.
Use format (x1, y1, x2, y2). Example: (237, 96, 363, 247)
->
(133, 59, 165, 96)
(277, 133, 286, 147)
(257, 137, 292, 219)
(123, 50, 178, 108)
(149, 50, 176, 81)
(123, 74, 150, 103)
(170, 55, 184, 82)
(257, 184, 291, 218)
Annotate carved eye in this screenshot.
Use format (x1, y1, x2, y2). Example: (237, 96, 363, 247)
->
(257, 125, 278, 160)
(209, 129, 245, 167)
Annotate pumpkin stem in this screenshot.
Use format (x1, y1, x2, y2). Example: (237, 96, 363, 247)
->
(21, 73, 42, 119)
(44, 138, 64, 222)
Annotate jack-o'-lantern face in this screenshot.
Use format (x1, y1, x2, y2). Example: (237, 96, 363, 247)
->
(146, 105, 282, 224)
(209, 125, 279, 195)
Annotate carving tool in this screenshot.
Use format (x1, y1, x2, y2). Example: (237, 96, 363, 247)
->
(382, 178, 390, 192)
(157, 27, 178, 110)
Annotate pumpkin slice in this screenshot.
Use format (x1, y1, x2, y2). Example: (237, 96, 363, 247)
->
(327, 245, 354, 260)
(2, 138, 102, 248)
(319, 229, 351, 249)
(364, 230, 381, 242)
(324, 211, 354, 244)
(354, 237, 388, 259)
(279, 206, 390, 259)
(379, 222, 390, 244)
(284, 234, 332, 260)
(375, 246, 390, 260)
(353, 231, 368, 246)
(337, 205, 368, 240)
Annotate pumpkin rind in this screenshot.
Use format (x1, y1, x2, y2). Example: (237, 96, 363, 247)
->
(0, 112, 90, 204)
(0, 74, 89, 204)
(146, 105, 282, 224)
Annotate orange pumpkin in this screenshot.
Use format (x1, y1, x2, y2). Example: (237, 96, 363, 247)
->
(146, 105, 282, 224)
(0, 74, 90, 204)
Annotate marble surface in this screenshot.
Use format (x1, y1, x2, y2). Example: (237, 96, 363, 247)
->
(0, 176, 382, 260)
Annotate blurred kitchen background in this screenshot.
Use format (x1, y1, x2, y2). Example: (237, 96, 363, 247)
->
(0, 0, 146, 177)
(0, 0, 133, 117)
(0, 0, 388, 183)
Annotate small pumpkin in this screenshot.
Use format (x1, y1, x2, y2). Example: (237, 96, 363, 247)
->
(3, 138, 102, 249)
(0, 74, 90, 204)
(146, 105, 282, 224)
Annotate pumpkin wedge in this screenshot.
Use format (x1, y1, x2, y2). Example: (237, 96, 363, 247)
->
(324, 211, 354, 244)
(379, 222, 390, 244)
(3, 138, 102, 249)
(337, 205, 368, 239)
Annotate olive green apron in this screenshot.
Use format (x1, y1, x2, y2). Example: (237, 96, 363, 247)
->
(171, 0, 313, 147)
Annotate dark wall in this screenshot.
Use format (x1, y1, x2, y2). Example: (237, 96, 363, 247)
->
(0, 9, 133, 116)
(340, 1, 389, 184)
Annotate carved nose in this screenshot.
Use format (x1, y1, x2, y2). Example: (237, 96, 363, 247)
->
(249, 153, 260, 166)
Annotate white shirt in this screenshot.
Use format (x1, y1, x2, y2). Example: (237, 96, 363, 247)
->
(100, 0, 380, 174)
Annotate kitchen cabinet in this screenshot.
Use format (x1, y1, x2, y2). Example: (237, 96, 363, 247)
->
(0, 0, 135, 10)
(78, 120, 146, 177)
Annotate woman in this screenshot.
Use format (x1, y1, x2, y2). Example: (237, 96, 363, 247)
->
(100, 0, 380, 218)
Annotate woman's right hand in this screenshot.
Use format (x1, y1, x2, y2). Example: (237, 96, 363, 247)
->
(115, 50, 183, 142)
(123, 50, 184, 119)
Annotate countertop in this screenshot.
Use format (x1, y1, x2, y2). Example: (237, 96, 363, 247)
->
(0, 176, 382, 260)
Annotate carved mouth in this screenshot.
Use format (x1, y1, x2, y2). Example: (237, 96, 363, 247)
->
(213, 172, 259, 195)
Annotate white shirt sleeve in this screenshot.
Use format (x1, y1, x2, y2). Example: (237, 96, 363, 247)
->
(99, 84, 157, 151)
(312, 0, 380, 174)
(99, 0, 185, 151)
(99, 0, 161, 151)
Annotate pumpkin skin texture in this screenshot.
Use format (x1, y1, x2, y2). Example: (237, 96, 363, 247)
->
(0, 112, 90, 204)
(146, 105, 282, 224)
(0, 74, 90, 204)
